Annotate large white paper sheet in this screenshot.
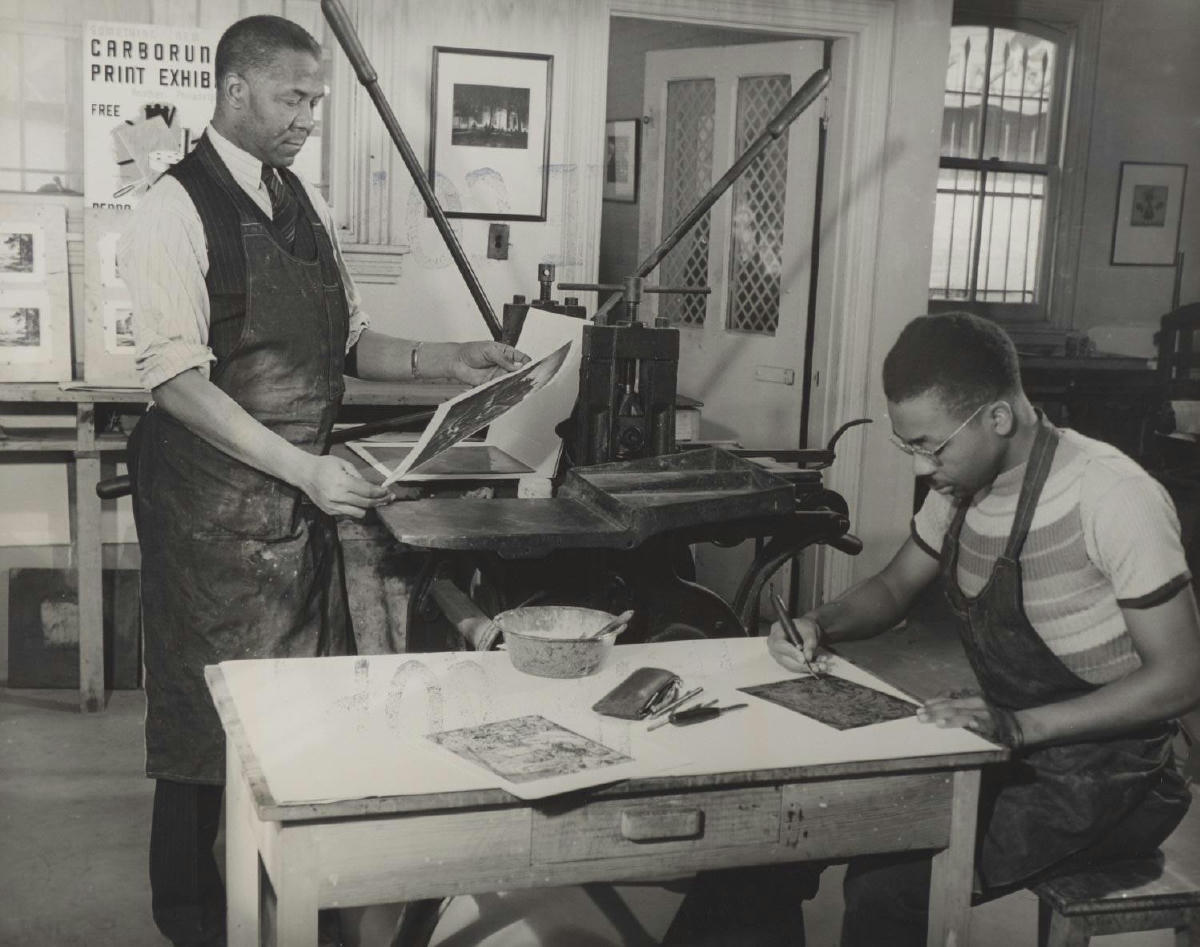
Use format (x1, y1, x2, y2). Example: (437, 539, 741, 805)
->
(212, 639, 999, 807)
(348, 309, 585, 484)
(350, 341, 570, 485)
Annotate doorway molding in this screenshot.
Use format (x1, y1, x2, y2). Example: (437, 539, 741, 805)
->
(597, 0, 896, 598)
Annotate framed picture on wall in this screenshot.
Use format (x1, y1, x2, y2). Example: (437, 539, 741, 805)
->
(1111, 162, 1188, 266)
(603, 118, 640, 203)
(429, 46, 554, 221)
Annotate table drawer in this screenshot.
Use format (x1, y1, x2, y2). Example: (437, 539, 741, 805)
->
(781, 771, 954, 859)
(532, 786, 780, 864)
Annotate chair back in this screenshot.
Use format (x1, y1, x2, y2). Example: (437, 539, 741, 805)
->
(1156, 303, 1200, 398)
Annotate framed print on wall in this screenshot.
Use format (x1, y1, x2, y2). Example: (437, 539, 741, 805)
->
(603, 118, 640, 203)
(1111, 162, 1188, 266)
(429, 47, 553, 221)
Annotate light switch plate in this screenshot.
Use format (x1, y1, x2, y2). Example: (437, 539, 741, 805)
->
(487, 223, 510, 260)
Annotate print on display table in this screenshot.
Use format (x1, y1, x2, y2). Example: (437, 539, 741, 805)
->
(0, 202, 68, 382)
(0, 228, 41, 280)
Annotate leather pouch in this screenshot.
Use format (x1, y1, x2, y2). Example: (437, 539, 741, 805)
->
(592, 667, 681, 720)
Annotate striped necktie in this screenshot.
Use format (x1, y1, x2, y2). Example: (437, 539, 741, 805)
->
(261, 164, 298, 250)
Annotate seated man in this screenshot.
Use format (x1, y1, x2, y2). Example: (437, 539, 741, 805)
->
(769, 311, 1199, 946)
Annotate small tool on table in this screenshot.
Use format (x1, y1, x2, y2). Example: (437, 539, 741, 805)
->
(769, 591, 825, 680)
(666, 702, 748, 727)
(646, 685, 704, 721)
(647, 697, 726, 730)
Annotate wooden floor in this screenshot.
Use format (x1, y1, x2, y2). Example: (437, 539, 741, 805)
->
(1, 594, 1196, 946)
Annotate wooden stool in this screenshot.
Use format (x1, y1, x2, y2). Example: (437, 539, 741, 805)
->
(1033, 850, 1200, 946)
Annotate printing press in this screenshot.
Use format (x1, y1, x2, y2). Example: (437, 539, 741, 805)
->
(316, 0, 866, 649)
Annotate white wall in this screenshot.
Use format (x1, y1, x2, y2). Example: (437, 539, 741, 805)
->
(835, 0, 955, 580)
(1072, 0, 1200, 339)
(343, 0, 606, 344)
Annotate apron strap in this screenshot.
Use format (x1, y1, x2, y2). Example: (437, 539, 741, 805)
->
(1003, 413, 1059, 561)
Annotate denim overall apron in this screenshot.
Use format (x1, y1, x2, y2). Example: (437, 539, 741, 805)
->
(941, 417, 1189, 888)
(130, 136, 351, 784)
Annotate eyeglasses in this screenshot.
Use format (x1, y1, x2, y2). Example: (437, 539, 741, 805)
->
(888, 402, 989, 463)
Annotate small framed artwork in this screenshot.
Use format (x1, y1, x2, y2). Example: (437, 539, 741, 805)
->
(83, 207, 139, 385)
(603, 118, 640, 203)
(1111, 162, 1188, 266)
(429, 46, 554, 220)
(1, 221, 45, 282)
(0, 201, 70, 383)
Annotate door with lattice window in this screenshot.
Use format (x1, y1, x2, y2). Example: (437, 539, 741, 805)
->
(639, 41, 824, 451)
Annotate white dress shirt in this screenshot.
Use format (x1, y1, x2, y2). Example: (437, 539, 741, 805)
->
(117, 124, 369, 391)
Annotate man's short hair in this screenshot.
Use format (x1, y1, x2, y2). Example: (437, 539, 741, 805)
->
(214, 15, 320, 88)
(882, 312, 1022, 417)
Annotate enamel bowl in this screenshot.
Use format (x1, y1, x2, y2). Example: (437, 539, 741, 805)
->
(494, 605, 624, 678)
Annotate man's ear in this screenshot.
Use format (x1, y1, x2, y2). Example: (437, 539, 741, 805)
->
(222, 72, 247, 110)
(989, 400, 1015, 437)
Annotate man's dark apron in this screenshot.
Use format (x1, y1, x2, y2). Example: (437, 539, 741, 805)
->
(129, 136, 351, 784)
(940, 417, 1190, 889)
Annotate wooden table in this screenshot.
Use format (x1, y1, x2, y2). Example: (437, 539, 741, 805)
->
(0, 383, 150, 711)
(0, 378, 462, 712)
(207, 638, 1006, 947)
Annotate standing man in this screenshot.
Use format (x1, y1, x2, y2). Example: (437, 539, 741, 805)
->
(118, 16, 525, 947)
(770, 311, 1200, 945)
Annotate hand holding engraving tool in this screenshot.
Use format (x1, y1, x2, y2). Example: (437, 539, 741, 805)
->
(769, 591, 824, 679)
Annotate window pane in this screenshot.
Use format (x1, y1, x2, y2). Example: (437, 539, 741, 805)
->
(0, 35, 19, 106)
(982, 29, 1057, 164)
(659, 78, 715, 327)
(976, 172, 1045, 302)
(942, 26, 990, 160)
(23, 34, 67, 105)
(728, 74, 790, 335)
(0, 116, 20, 168)
(929, 168, 980, 301)
(23, 116, 69, 175)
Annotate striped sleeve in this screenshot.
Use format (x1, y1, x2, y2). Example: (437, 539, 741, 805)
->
(116, 176, 216, 390)
(912, 486, 955, 558)
(1081, 468, 1191, 608)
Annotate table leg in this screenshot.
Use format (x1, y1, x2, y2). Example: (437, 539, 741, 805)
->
(73, 451, 104, 713)
(273, 827, 320, 947)
(226, 742, 262, 947)
(927, 768, 982, 947)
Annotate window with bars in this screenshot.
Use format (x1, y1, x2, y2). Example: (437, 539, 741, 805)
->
(929, 23, 1066, 314)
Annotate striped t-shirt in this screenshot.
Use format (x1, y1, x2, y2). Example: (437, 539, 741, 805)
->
(912, 427, 1191, 684)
